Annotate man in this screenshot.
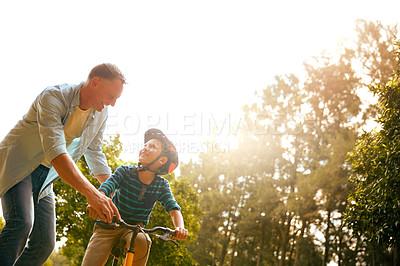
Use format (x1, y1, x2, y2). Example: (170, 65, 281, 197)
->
(0, 63, 124, 265)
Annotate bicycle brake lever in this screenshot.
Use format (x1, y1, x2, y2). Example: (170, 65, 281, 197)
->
(169, 239, 180, 247)
(154, 233, 180, 247)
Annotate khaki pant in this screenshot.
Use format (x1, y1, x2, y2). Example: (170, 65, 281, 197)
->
(82, 224, 152, 266)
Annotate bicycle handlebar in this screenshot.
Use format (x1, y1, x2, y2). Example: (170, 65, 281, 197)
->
(96, 218, 179, 247)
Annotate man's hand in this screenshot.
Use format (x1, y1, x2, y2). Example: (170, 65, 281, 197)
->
(86, 190, 120, 223)
(173, 227, 188, 240)
(86, 204, 99, 219)
(51, 153, 120, 223)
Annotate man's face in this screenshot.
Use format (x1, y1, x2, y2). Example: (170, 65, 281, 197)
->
(91, 77, 124, 112)
(139, 139, 167, 167)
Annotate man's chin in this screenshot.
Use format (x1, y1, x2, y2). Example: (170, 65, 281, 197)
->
(96, 106, 105, 112)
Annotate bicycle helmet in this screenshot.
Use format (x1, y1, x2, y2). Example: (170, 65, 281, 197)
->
(138, 128, 179, 175)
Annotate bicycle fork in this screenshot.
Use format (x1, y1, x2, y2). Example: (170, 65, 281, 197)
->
(122, 228, 139, 266)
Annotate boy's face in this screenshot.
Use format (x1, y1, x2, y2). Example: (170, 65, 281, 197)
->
(139, 139, 168, 168)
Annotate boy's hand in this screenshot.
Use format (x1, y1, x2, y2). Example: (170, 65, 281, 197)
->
(173, 227, 188, 240)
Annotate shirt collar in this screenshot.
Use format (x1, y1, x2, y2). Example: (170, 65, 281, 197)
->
(70, 82, 84, 110)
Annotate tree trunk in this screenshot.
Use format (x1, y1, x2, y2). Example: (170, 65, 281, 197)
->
(220, 231, 230, 265)
(294, 220, 307, 266)
(394, 245, 399, 266)
(323, 210, 331, 265)
(276, 244, 281, 265)
(257, 221, 266, 266)
(229, 233, 237, 266)
(280, 156, 298, 266)
(354, 237, 360, 265)
(337, 234, 341, 266)
(279, 214, 292, 266)
(288, 239, 295, 266)
(220, 209, 235, 265)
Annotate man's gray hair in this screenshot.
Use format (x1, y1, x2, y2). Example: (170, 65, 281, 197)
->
(88, 63, 126, 84)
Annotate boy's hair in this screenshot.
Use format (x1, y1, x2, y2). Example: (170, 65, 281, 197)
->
(88, 63, 126, 84)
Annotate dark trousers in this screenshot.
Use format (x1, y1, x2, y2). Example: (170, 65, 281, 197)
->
(0, 165, 55, 266)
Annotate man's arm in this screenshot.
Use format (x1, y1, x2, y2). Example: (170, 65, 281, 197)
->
(169, 209, 188, 240)
(84, 113, 111, 178)
(95, 174, 110, 183)
(94, 174, 115, 198)
(36, 88, 118, 222)
(51, 153, 120, 223)
(86, 191, 107, 219)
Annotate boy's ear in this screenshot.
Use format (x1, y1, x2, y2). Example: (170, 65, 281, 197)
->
(158, 156, 168, 166)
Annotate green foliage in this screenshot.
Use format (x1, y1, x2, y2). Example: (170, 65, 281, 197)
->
(346, 72, 400, 249)
(54, 174, 93, 265)
(54, 134, 200, 265)
(147, 173, 201, 265)
(0, 216, 4, 231)
(354, 19, 398, 85)
(53, 136, 124, 264)
(53, 135, 123, 265)
(45, 251, 70, 266)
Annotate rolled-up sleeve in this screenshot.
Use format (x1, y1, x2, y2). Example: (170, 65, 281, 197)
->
(37, 89, 68, 163)
(159, 180, 181, 213)
(84, 113, 111, 176)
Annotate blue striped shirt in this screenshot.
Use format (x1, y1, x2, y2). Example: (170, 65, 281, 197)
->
(99, 165, 181, 225)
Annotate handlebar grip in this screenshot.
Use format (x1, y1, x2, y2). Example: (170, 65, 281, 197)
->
(96, 220, 120, 229)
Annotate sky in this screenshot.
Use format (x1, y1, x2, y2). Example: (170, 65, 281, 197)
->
(0, 1, 400, 221)
(1, 0, 399, 164)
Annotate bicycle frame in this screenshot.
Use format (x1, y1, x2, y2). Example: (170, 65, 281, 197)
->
(123, 226, 139, 266)
(96, 219, 179, 266)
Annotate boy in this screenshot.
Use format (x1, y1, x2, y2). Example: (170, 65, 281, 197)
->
(82, 128, 188, 266)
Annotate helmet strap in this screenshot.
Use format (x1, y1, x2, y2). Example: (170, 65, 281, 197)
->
(137, 152, 165, 174)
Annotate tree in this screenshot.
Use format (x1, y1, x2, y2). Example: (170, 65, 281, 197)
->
(353, 19, 398, 86)
(182, 20, 399, 266)
(182, 150, 252, 265)
(303, 53, 361, 265)
(182, 73, 326, 265)
(346, 43, 400, 265)
(54, 134, 201, 265)
(302, 19, 398, 265)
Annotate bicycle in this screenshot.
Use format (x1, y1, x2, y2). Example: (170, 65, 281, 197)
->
(96, 218, 179, 266)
